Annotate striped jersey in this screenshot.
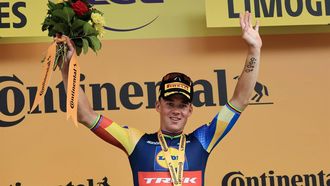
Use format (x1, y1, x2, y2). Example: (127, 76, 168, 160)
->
(91, 103, 241, 186)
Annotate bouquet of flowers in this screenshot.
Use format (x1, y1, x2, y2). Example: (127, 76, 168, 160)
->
(41, 0, 105, 69)
(31, 0, 106, 126)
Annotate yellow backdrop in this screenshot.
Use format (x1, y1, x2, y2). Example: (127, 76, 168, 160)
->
(1, 33, 330, 185)
(1, 0, 330, 42)
(206, 0, 330, 27)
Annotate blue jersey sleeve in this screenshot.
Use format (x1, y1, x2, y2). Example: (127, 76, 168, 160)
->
(192, 102, 241, 153)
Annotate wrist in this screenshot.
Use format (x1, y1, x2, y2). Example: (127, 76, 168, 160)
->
(61, 69, 69, 77)
(248, 46, 261, 54)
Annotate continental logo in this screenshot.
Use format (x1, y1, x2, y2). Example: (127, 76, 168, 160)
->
(0, 69, 271, 127)
(89, 0, 163, 32)
(7, 177, 110, 186)
(222, 170, 330, 186)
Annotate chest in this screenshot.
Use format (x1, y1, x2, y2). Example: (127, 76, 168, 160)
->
(129, 136, 209, 171)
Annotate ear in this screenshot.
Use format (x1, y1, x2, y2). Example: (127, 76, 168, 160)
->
(187, 103, 193, 117)
(155, 100, 161, 113)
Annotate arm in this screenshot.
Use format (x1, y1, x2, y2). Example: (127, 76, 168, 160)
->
(230, 12, 262, 111)
(58, 36, 98, 128)
(58, 36, 144, 155)
(191, 13, 262, 151)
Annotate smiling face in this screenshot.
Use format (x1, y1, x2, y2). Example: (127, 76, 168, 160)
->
(156, 94, 193, 134)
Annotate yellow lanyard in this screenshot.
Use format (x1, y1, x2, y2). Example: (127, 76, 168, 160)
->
(157, 131, 186, 186)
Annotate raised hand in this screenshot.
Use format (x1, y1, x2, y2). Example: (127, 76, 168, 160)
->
(53, 34, 75, 71)
(240, 11, 262, 50)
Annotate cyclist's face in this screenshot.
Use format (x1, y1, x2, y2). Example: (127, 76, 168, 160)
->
(156, 95, 193, 133)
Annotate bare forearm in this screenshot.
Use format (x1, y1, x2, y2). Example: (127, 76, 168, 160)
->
(230, 47, 261, 110)
(230, 12, 262, 111)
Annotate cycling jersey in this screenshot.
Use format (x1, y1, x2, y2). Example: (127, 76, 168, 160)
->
(91, 103, 241, 186)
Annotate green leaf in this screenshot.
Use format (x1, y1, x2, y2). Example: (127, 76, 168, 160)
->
(92, 9, 103, 15)
(48, 19, 56, 26)
(42, 16, 56, 31)
(76, 46, 82, 56)
(52, 9, 66, 22)
(72, 19, 86, 32)
(47, 1, 56, 10)
(79, 11, 92, 22)
(83, 23, 98, 36)
(86, 35, 101, 53)
(42, 24, 49, 31)
(49, 28, 56, 37)
(52, 7, 74, 23)
(82, 38, 89, 54)
(53, 23, 69, 35)
(54, 3, 64, 10)
(42, 20, 50, 31)
(63, 7, 75, 23)
(72, 38, 83, 49)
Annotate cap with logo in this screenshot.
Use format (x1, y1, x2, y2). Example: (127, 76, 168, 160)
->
(159, 72, 194, 103)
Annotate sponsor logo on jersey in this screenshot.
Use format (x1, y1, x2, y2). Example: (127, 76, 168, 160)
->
(154, 146, 188, 171)
(138, 171, 202, 186)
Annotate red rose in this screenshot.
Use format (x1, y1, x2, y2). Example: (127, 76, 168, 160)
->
(71, 0, 89, 16)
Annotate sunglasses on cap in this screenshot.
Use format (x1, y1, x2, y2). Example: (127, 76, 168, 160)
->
(159, 72, 194, 103)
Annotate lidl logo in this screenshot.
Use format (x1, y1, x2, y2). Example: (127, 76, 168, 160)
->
(154, 146, 188, 171)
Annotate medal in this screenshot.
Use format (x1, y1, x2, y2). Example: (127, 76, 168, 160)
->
(158, 131, 186, 186)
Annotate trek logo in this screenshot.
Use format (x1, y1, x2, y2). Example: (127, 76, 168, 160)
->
(138, 171, 202, 186)
(144, 178, 197, 184)
(88, 0, 163, 32)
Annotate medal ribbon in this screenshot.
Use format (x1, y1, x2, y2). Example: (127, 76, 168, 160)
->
(157, 131, 186, 186)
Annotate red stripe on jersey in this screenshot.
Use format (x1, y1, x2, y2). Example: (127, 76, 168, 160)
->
(100, 116, 113, 128)
(93, 118, 128, 155)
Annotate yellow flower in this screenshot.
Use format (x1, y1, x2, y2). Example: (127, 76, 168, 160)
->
(56, 0, 67, 4)
(91, 13, 105, 26)
(94, 24, 105, 38)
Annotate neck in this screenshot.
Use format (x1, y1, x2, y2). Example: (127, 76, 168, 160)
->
(161, 129, 183, 137)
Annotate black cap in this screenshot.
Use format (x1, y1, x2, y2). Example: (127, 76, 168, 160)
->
(159, 72, 194, 103)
